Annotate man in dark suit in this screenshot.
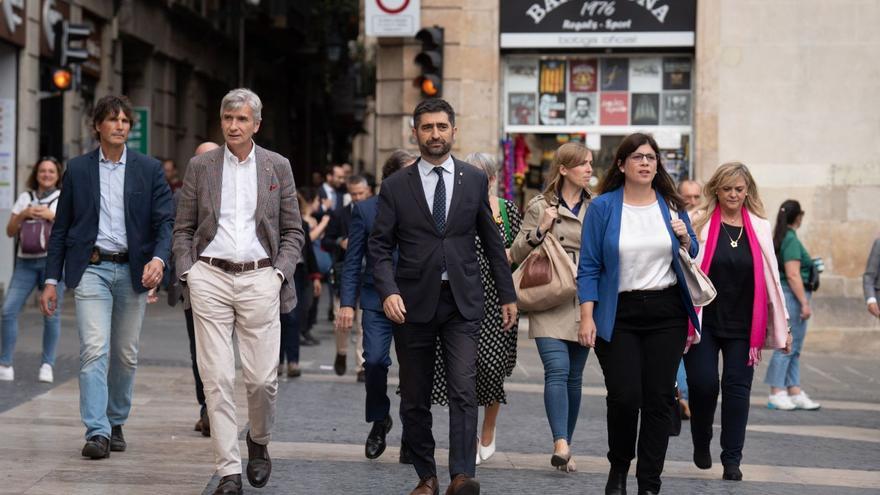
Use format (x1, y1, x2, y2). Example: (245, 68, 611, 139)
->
(324, 174, 372, 377)
(337, 150, 416, 460)
(369, 99, 517, 495)
(41, 94, 174, 459)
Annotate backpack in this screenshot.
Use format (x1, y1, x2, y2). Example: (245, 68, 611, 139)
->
(19, 192, 58, 255)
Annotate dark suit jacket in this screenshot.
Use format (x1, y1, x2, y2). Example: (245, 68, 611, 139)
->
(368, 157, 516, 323)
(321, 203, 352, 262)
(340, 196, 380, 312)
(45, 147, 174, 292)
(171, 145, 305, 313)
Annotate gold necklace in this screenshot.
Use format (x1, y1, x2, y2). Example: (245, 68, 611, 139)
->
(721, 222, 743, 248)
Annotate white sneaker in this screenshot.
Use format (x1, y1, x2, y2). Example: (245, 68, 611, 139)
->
(790, 392, 821, 410)
(0, 365, 13, 381)
(38, 363, 53, 383)
(767, 391, 796, 410)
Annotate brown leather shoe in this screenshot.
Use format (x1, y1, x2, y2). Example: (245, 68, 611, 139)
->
(445, 474, 480, 495)
(410, 475, 439, 495)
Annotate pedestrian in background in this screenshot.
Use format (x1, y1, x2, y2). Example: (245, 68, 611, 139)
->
(430, 151, 522, 468)
(42, 94, 174, 459)
(686, 162, 791, 481)
(675, 178, 703, 419)
(863, 237, 880, 319)
(764, 200, 821, 411)
(337, 149, 416, 461)
(509, 142, 592, 473)
(577, 133, 699, 495)
(299, 187, 331, 346)
(0, 157, 64, 383)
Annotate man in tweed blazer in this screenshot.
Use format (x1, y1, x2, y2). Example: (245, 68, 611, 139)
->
(172, 88, 304, 495)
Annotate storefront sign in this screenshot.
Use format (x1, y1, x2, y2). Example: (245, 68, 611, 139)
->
(0, 0, 26, 46)
(40, 0, 68, 58)
(365, 0, 420, 37)
(128, 107, 149, 155)
(81, 11, 102, 78)
(500, 0, 696, 48)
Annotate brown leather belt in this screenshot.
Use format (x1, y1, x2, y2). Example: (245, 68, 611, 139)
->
(198, 256, 272, 274)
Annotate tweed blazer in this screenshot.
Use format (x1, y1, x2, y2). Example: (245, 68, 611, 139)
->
(171, 144, 305, 313)
(864, 238, 880, 303)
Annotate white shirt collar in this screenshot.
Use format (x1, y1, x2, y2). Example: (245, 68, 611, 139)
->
(224, 141, 256, 165)
(418, 155, 454, 177)
(98, 145, 127, 165)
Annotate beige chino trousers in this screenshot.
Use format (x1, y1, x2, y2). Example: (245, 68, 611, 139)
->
(188, 260, 281, 476)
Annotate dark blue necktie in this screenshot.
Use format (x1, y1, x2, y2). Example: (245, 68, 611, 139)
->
(432, 167, 447, 274)
(432, 167, 446, 232)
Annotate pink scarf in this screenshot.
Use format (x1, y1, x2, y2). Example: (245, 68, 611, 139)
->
(688, 207, 768, 366)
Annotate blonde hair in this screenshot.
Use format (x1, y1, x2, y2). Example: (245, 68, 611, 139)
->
(542, 142, 592, 204)
(692, 161, 766, 237)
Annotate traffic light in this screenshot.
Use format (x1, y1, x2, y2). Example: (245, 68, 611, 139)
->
(51, 68, 73, 91)
(414, 26, 443, 98)
(53, 21, 91, 68)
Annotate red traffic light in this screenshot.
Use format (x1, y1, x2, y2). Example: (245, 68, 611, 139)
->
(52, 68, 72, 91)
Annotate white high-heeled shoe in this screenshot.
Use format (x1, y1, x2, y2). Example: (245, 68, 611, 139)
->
(479, 428, 496, 463)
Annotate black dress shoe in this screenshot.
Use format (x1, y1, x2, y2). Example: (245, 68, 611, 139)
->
(213, 474, 243, 495)
(605, 469, 627, 495)
(399, 440, 413, 464)
(637, 491, 658, 495)
(334, 353, 346, 376)
(246, 431, 271, 488)
(81, 435, 110, 459)
(722, 464, 743, 481)
(200, 406, 211, 437)
(693, 443, 712, 469)
(110, 425, 126, 452)
(365, 415, 393, 459)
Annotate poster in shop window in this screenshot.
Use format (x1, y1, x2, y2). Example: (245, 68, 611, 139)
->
(538, 93, 566, 126)
(506, 57, 539, 93)
(569, 59, 597, 93)
(508, 93, 537, 125)
(600, 92, 629, 126)
(661, 92, 691, 125)
(631, 93, 660, 125)
(600, 58, 629, 91)
(539, 60, 567, 125)
(567, 93, 597, 125)
(663, 57, 692, 90)
(629, 58, 662, 92)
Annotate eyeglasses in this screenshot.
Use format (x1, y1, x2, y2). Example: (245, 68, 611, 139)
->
(629, 153, 657, 163)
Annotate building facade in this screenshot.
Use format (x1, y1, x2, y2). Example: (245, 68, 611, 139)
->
(372, 0, 880, 344)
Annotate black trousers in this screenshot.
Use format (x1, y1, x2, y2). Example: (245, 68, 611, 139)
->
(280, 268, 306, 364)
(683, 327, 754, 467)
(183, 308, 206, 408)
(594, 287, 687, 493)
(394, 285, 479, 481)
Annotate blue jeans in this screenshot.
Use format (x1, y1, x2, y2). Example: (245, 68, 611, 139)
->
(764, 286, 811, 389)
(1, 257, 65, 367)
(74, 263, 147, 440)
(676, 360, 688, 401)
(535, 337, 590, 443)
(362, 308, 394, 422)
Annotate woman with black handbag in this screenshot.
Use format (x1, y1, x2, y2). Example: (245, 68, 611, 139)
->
(764, 199, 822, 411)
(509, 142, 592, 473)
(577, 133, 699, 495)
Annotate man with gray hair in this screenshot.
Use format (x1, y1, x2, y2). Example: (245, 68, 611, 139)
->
(173, 88, 304, 495)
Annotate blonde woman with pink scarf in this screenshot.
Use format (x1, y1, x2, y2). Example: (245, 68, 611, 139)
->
(685, 162, 792, 482)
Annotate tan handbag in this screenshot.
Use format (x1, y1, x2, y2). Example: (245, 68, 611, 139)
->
(513, 231, 577, 312)
(677, 246, 717, 307)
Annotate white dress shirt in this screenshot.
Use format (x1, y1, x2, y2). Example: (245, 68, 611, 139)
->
(418, 155, 454, 280)
(618, 201, 677, 293)
(201, 142, 270, 262)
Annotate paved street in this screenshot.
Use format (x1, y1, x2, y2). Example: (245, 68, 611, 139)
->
(0, 294, 878, 494)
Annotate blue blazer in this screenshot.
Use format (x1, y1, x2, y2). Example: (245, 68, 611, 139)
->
(340, 196, 382, 312)
(46, 147, 174, 292)
(576, 187, 700, 342)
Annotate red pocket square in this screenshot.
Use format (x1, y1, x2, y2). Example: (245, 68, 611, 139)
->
(269, 183, 279, 192)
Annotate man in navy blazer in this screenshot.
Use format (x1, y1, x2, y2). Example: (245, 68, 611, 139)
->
(337, 150, 416, 461)
(369, 99, 517, 495)
(41, 95, 173, 460)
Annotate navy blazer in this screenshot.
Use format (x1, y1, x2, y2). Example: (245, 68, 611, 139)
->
(369, 157, 516, 324)
(340, 196, 381, 312)
(46, 147, 174, 292)
(576, 187, 700, 342)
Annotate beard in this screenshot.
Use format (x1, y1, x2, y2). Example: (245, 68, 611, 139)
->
(419, 138, 452, 159)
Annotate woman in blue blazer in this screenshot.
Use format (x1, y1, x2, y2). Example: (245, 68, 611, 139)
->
(576, 133, 699, 495)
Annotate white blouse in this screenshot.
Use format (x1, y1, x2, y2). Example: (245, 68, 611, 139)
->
(618, 201, 676, 293)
